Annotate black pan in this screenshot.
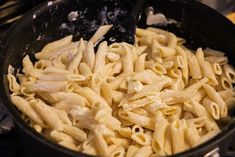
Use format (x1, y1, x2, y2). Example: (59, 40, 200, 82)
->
(1, 0, 235, 157)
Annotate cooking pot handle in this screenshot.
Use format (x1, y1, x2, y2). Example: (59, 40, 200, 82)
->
(204, 147, 220, 157)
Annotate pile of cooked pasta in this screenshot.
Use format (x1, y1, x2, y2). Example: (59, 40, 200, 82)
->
(7, 27, 235, 157)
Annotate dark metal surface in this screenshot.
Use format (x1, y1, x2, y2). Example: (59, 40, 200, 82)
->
(201, 0, 235, 14)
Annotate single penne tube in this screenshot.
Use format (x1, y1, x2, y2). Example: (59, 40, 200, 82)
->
(63, 124, 87, 142)
(176, 46, 189, 85)
(94, 129, 109, 157)
(171, 119, 189, 154)
(163, 125, 173, 156)
(224, 64, 235, 83)
(50, 130, 75, 143)
(37, 41, 78, 60)
(101, 82, 113, 106)
(131, 77, 171, 101)
(31, 99, 63, 131)
(36, 35, 72, 59)
(26, 80, 67, 92)
(89, 25, 113, 44)
(167, 33, 177, 48)
(51, 91, 87, 107)
(202, 97, 220, 120)
(131, 132, 151, 146)
(203, 84, 227, 118)
(119, 110, 155, 130)
(160, 89, 196, 105)
(83, 41, 95, 70)
(187, 54, 202, 79)
(22, 55, 34, 70)
(152, 111, 169, 153)
(211, 63, 222, 75)
(38, 73, 86, 82)
(122, 45, 134, 73)
(185, 78, 209, 91)
(135, 53, 147, 72)
(122, 97, 154, 111)
(196, 48, 218, 86)
(67, 38, 85, 72)
(11, 95, 44, 126)
(7, 74, 20, 92)
(118, 127, 132, 139)
(43, 66, 70, 74)
(93, 41, 108, 74)
(220, 74, 233, 90)
(204, 48, 225, 57)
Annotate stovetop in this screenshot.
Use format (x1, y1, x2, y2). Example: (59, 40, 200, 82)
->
(0, 0, 235, 157)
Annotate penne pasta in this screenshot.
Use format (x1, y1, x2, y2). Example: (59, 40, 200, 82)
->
(83, 41, 95, 70)
(8, 27, 235, 157)
(93, 41, 108, 74)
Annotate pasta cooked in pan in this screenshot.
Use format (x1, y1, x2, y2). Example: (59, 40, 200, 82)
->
(7, 26, 235, 157)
